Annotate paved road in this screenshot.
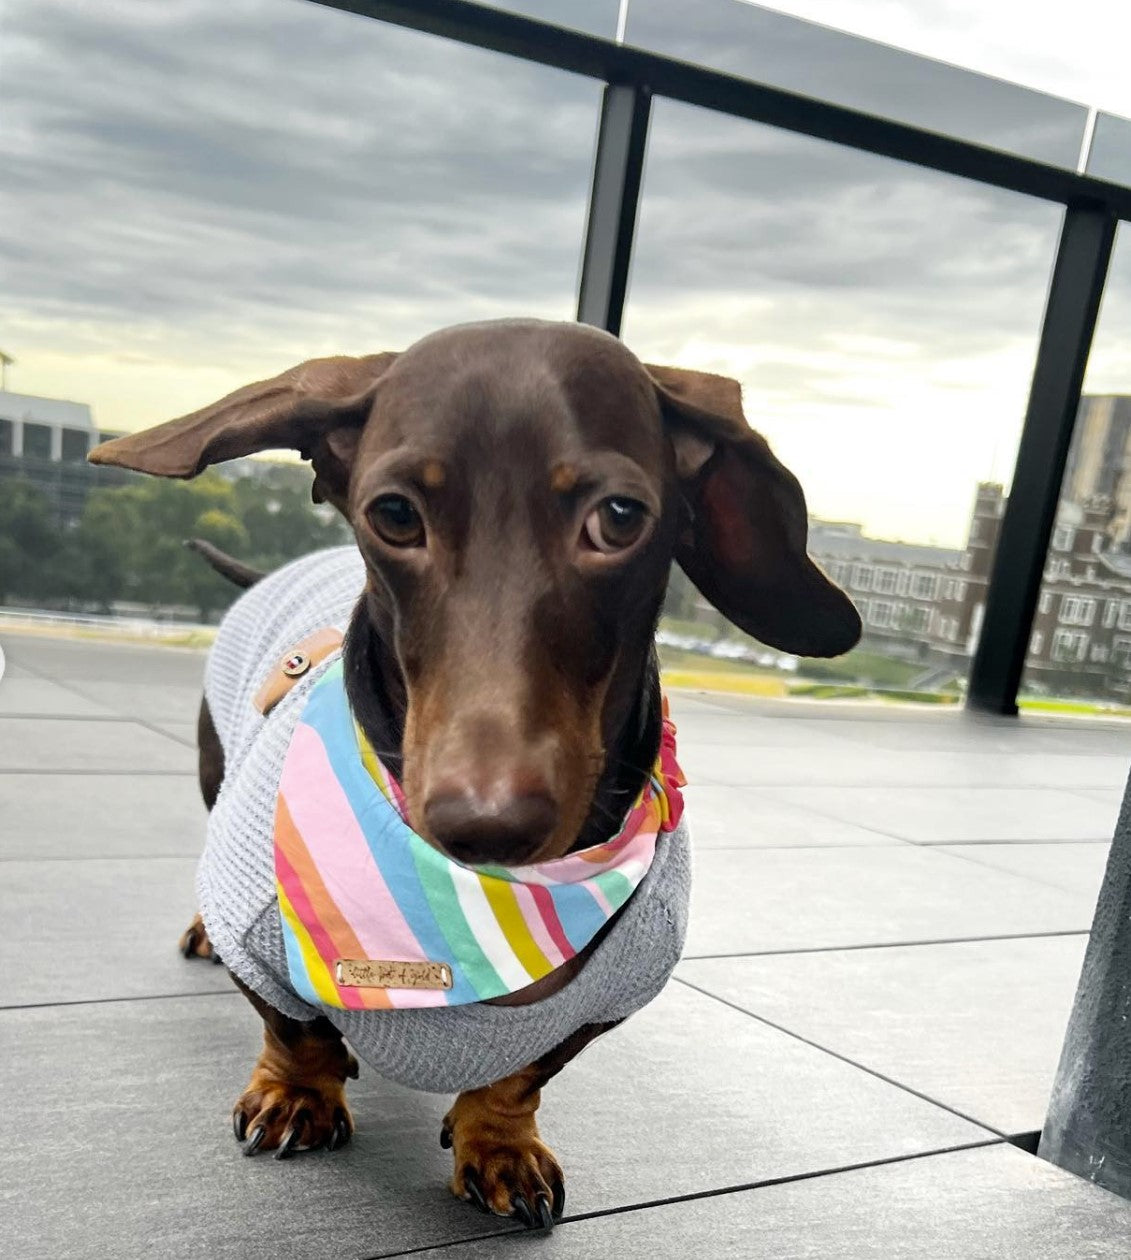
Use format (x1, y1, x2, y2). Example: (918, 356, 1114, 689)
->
(3, 631, 1131, 1257)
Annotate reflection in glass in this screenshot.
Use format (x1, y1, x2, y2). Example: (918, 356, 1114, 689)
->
(1022, 226, 1131, 711)
(477, 0, 621, 38)
(627, 99, 1064, 698)
(1087, 113, 1131, 190)
(624, 0, 1087, 168)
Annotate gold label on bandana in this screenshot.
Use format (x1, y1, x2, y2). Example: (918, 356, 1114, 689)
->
(335, 958, 454, 990)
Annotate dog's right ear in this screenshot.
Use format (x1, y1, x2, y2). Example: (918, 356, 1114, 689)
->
(88, 353, 399, 511)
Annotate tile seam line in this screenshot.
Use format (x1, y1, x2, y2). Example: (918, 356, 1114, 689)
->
(915, 837, 1109, 846)
(678, 928, 1090, 960)
(0, 662, 198, 750)
(0, 713, 138, 722)
(0, 853, 203, 863)
(362, 1137, 1007, 1259)
(673, 976, 1006, 1138)
(0, 768, 197, 776)
(0, 989, 241, 1012)
(916, 841, 1097, 897)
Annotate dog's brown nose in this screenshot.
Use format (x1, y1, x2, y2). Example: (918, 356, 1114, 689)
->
(423, 786, 558, 866)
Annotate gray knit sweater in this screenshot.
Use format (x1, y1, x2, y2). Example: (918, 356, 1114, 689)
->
(197, 547, 691, 1094)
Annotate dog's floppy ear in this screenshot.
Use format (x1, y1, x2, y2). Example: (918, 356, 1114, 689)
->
(647, 364, 861, 658)
(88, 353, 399, 510)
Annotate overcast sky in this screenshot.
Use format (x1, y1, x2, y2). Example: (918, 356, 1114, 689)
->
(3, 0, 1131, 546)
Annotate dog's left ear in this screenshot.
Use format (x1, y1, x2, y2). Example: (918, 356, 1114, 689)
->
(647, 364, 861, 658)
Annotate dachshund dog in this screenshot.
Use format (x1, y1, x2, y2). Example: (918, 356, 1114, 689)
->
(91, 319, 859, 1232)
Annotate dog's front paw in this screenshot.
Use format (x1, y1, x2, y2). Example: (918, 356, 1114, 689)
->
(233, 1075, 353, 1160)
(179, 912, 221, 964)
(442, 1110, 564, 1231)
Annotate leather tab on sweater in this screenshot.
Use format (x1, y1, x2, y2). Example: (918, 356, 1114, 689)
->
(253, 628, 344, 716)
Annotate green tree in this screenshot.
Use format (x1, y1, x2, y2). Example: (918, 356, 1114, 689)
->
(0, 479, 61, 602)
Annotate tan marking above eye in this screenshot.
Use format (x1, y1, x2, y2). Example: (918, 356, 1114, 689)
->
(550, 464, 578, 494)
(422, 460, 446, 488)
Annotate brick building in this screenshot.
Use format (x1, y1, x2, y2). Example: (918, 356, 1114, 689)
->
(811, 478, 1131, 700)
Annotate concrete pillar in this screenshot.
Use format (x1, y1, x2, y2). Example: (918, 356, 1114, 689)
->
(1040, 769, 1131, 1198)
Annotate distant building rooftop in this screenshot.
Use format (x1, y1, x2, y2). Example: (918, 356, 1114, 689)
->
(0, 389, 95, 430)
(809, 519, 962, 569)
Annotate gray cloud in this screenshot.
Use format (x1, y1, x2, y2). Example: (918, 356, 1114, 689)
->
(6, 0, 1124, 546)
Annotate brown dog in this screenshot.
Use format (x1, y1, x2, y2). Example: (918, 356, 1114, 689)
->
(91, 319, 859, 1230)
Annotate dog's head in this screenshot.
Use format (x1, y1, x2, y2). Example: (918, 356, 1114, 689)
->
(92, 319, 859, 863)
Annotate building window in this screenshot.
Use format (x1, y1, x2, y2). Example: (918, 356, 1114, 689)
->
(1105, 600, 1120, 629)
(868, 601, 895, 628)
(851, 564, 873, 591)
(873, 568, 898, 595)
(0, 418, 12, 456)
(1112, 638, 1131, 668)
(1039, 592, 1053, 615)
(955, 581, 967, 601)
(1119, 603, 1131, 632)
(908, 607, 930, 633)
(23, 422, 52, 459)
(1051, 630, 1089, 663)
(1052, 524, 1076, 552)
(60, 428, 90, 463)
(1059, 597, 1096, 627)
(942, 579, 955, 600)
(896, 571, 910, 595)
(1045, 558, 1071, 580)
(1029, 631, 1044, 656)
(910, 573, 938, 600)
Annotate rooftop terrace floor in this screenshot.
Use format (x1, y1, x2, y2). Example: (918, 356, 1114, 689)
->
(3, 630, 1131, 1258)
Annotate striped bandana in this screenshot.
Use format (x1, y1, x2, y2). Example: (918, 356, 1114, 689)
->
(273, 658, 685, 1010)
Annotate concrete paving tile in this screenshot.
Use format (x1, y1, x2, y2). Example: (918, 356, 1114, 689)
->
(1068, 786, 1126, 809)
(0, 632, 207, 687)
(0, 717, 194, 773)
(769, 785, 1119, 842)
(0, 774, 207, 860)
(683, 846, 1090, 957)
(0, 983, 986, 1260)
(412, 1144, 1131, 1259)
(0, 858, 230, 1006)
(0, 677, 115, 717)
(684, 785, 901, 848)
(147, 721, 199, 746)
(66, 681, 204, 726)
(936, 842, 1111, 899)
(665, 711, 853, 750)
(781, 715, 1131, 757)
(665, 689, 746, 716)
(679, 744, 1128, 790)
(678, 934, 1089, 1134)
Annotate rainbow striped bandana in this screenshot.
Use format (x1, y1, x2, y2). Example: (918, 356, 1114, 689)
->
(274, 659, 686, 1010)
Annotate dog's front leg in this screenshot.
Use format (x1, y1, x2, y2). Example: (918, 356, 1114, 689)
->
(230, 976, 358, 1159)
(441, 1021, 618, 1230)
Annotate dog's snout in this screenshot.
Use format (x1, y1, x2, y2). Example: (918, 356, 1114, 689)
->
(423, 784, 559, 866)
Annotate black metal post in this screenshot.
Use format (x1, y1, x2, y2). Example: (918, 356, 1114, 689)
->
(576, 83, 651, 336)
(966, 206, 1116, 715)
(1040, 772, 1131, 1197)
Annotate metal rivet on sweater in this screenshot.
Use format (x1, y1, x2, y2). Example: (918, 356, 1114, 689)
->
(282, 651, 310, 677)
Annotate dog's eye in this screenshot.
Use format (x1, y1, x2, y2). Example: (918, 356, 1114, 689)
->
(368, 495, 425, 548)
(583, 497, 648, 554)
